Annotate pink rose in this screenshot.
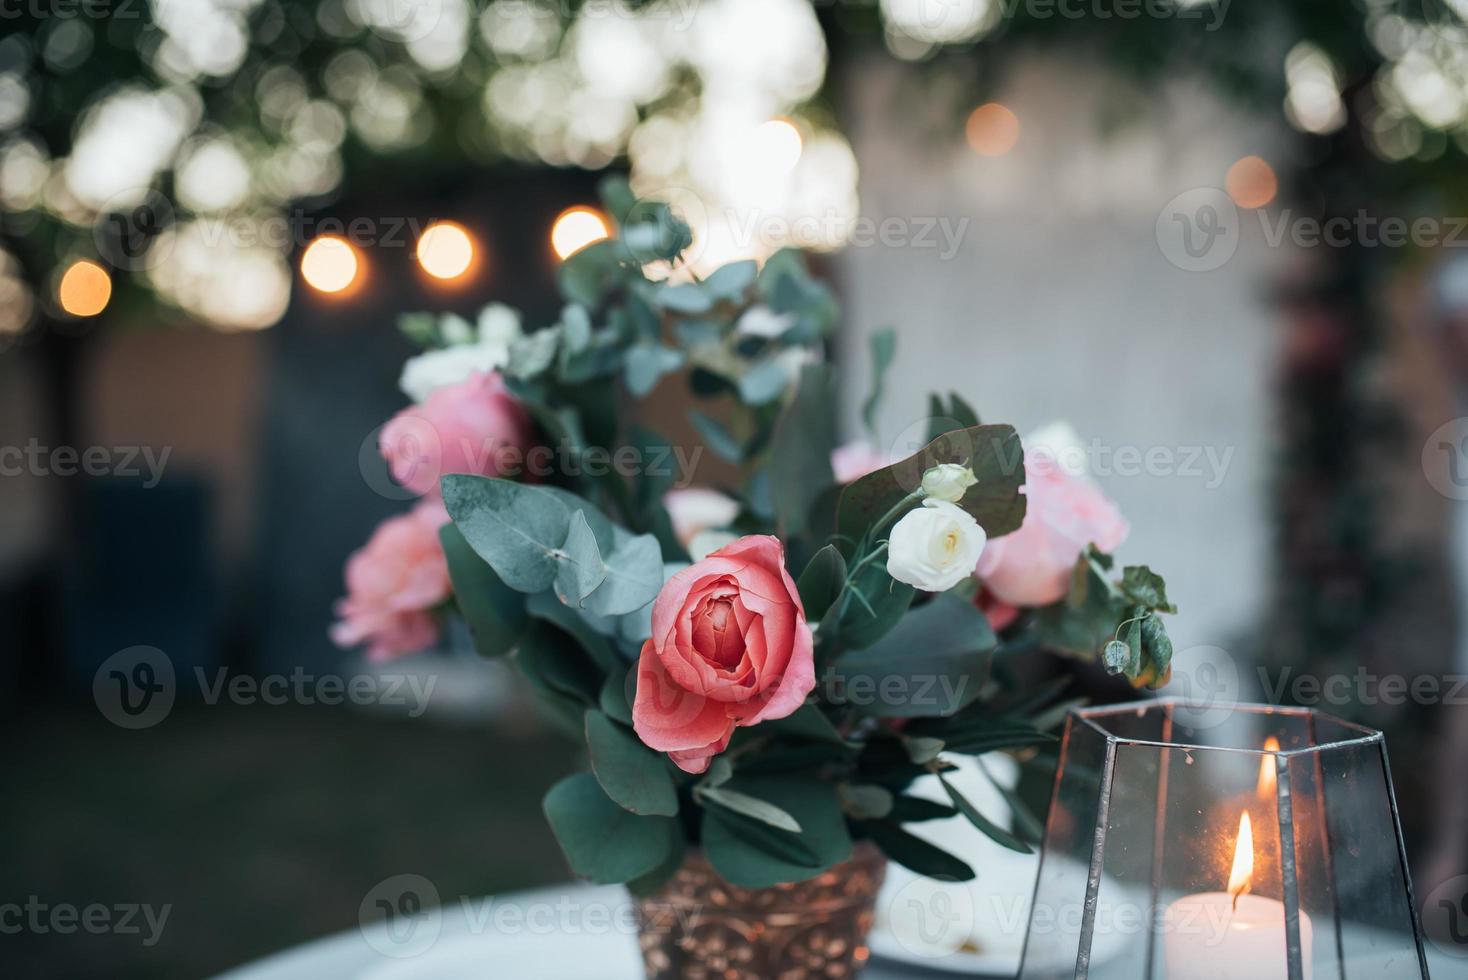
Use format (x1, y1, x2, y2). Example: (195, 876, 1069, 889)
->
(663, 488, 740, 548)
(331, 499, 452, 661)
(632, 535, 816, 774)
(380, 371, 532, 497)
(831, 441, 888, 484)
(974, 454, 1129, 607)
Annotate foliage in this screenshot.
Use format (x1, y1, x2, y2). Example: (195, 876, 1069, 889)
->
(426, 179, 1177, 888)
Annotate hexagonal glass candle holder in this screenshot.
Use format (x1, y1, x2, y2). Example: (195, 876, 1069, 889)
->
(1017, 699, 1430, 980)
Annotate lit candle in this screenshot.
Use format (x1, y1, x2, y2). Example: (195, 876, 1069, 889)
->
(1161, 812, 1313, 980)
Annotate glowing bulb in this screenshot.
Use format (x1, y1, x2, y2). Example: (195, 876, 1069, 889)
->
(1257, 736, 1281, 801)
(417, 221, 475, 280)
(1225, 156, 1277, 209)
(58, 260, 112, 317)
(1227, 812, 1254, 902)
(300, 236, 360, 294)
(966, 103, 1020, 157)
(753, 119, 803, 174)
(551, 207, 610, 260)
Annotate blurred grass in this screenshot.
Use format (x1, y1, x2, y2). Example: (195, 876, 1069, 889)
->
(0, 704, 580, 979)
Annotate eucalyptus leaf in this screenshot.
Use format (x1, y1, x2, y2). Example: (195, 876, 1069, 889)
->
(581, 533, 663, 617)
(688, 410, 743, 463)
(795, 545, 847, 623)
(586, 710, 679, 817)
(442, 475, 572, 592)
(703, 259, 758, 301)
(555, 510, 608, 606)
(700, 775, 852, 888)
(543, 772, 678, 884)
(769, 363, 836, 535)
(599, 667, 634, 725)
(838, 783, 893, 820)
(625, 345, 685, 397)
(657, 282, 713, 314)
(438, 523, 527, 658)
(737, 358, 789, 406)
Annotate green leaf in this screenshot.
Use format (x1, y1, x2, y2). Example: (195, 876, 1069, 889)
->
(861, 327, 896, 438)
(443, 476, 572, 592)
(939, 772, 1033, 854)
(832, 594, 993, 717)
(398, 311, 437, 347)
(978, 759, 1045, 844)
(557, 240, 620, 309)
(625, 345, 685, 397)
(769, 364, 837, 536)
(625, 835, 686, 899)
(585, 710, 679, 817)
(834, 558, 915, 651)
(863, 822, 975, 880)
(838, 783, 893, 820)
(657, 282, 713, 314)
(438, 523, 527, 658)
(555, 510, 608, 606)
(888, 795, 961, 823)
(599, 667, 634, 725)
(581, 533, 663, 617)
(759, 704, 847, 746)
(700, 787, 802, 833)
(702, 259, 758, 301)
(1122, 565, 1177, 614)
(903, 736, 945, 764)
(700, 775, 852, 888)
(837, 424, 1026, 544)
(688, 410, 743, 463)
(543, 772, 679, 884)
(525, 590, 619, 673)
(795, 545, 847, 623)
(737, 358, 789, 406)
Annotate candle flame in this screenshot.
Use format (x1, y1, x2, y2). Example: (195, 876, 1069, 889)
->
(1227, 811, 1254, 907)
(1257, 736, 1280, 801)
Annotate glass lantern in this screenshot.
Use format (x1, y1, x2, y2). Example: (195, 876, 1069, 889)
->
(1018, 699, 1431, 980)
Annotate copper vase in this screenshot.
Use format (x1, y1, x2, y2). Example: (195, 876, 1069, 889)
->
(634, 843, 888, 980)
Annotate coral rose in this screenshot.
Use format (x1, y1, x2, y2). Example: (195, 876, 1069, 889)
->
(330, 499, 451, 660)
(380, 371, 532, 497)
(974, 453, 1129, 607)
(632, 535, 815, 774)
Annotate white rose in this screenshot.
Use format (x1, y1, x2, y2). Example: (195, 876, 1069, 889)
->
(663, 488, 741, 548)
(399, 343, 511, 403)
(920, 463, 977, 502)
(886, 499, 987, 592)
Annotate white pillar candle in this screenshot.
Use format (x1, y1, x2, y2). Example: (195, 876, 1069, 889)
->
(1162, 891, 1313, 980)
(1161, 812, 1313, 980)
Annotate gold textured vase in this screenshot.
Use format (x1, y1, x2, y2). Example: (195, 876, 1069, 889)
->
(634, 843, 887, 980)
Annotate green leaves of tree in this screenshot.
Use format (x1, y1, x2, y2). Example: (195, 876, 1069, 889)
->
(438, 524, 527, 658)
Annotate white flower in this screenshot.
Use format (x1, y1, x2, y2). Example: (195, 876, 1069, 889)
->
(399, 344, 511, 403)
(688, 529, 739, 562)
(920, 463, 978, 502)
(440, 313, 475, 346)
(477, 303, 523, 347)
(886, 499, 987, 592)
(663, 488, 741, 549)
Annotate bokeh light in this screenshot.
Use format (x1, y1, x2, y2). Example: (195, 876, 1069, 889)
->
(300, 235, 360, 294)
(1225, 156, 1278, 209)
(551, 207, 610, 260)
(417, 221, 476, 281)
(751, 119, 804, 175)
(57, 259, 111, 317)
(965, 103, 1020, 157)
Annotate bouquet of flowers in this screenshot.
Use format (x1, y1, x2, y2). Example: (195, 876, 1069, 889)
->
(332, 180, 1176, 894)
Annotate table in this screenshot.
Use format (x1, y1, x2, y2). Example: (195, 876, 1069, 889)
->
(214, 880, 1466, 980)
